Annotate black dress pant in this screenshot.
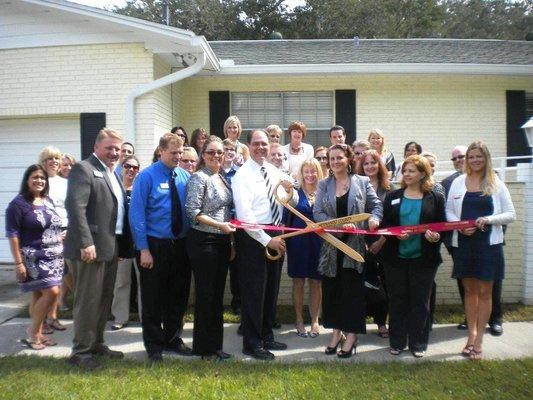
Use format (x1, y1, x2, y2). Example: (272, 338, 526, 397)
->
(457, 278, 503, 324)
(228, 257, 241, 311)
(139, 236, 191, 355)
(322, 266, 367, 334)
(187, 229, 230, 356)
(236, 230, 282, 350)
(364, 254, 388, 327)
(384, 258, 437, 352)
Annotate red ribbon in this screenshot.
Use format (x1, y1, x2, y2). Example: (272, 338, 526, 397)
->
(230, 219, 476, 236)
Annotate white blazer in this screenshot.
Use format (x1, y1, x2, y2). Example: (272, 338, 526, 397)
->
(445, 174, 515, 247)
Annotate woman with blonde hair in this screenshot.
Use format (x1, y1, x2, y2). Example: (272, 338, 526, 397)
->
(224, 116, 249, 166)
(59, 154, 76, 179)
(352, 140, 371, 171)
(368, 129, 395, 175)
(266, 124, 283, 144)
(38, 146, 68, 332)
(381, 155, 445, 358)
(179, 147, 198, 173)
(284, 158, 324, 338)
(446, 141, 515, 360)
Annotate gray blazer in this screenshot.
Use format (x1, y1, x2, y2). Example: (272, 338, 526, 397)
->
(313, 174, 383, 277)
(64, 155, 125, 262)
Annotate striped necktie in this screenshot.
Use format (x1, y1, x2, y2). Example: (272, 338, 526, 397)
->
(260, 166, 281, 226)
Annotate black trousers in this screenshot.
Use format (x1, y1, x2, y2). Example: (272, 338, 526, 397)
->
(187, 229, 230, 356)
(364, 254, 388, 327)
(384, 258, 437, 352)
(139, 236, 191, 354)
(457, 278, 503, 325)
(236, 230, 282, 350)
(228, 257, 241, 310)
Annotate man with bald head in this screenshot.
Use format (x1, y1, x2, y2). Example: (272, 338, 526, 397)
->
(232, 130, 297, 360)
(441, 145, 467, 196)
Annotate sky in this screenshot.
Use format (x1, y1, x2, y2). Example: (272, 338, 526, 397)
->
(70, 0, 307, 11)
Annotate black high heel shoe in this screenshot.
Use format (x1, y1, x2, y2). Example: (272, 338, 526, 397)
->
(337, 340, 358, 358)
(325, 334, 345, 355)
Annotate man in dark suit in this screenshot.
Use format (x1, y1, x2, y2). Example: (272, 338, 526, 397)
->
(64, 128, 128, 371)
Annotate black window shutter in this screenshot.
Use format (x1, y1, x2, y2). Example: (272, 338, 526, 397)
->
(209, 91, 230, 139)
(335, 90, 356, 144)
(506, 91, 530, 166)
(80, 113, 106, 159)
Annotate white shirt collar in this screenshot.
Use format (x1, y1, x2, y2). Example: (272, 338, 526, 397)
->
(93, 153, 116, 173)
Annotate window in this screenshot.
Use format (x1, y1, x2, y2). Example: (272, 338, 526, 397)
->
(231, 91, 334, 148)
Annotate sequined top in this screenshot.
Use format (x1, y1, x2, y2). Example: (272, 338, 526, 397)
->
(185, 167, 233, 234)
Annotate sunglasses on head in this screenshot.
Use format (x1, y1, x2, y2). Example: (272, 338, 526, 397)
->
(123, 163, 139, 171)
(451, 155, 465, 162)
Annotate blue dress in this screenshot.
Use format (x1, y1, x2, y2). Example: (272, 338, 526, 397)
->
(285, 189, 322, 280)
(452, 192, 504, 281)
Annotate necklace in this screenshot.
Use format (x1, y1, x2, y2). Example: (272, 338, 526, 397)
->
(303, 186, 317, 203)
(290, 145, 303, 154)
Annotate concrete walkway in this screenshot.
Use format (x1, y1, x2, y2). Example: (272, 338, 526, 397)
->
(1, 319, 531, 363)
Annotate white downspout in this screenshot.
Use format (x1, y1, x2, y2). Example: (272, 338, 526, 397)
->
(126, 51, 206, 141)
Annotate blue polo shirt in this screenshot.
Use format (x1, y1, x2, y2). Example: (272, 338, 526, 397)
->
(129, 161, 190, 250)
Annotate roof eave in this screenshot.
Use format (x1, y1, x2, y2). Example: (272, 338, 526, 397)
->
(18, 0, 220, 71)
(211, 63, 533, 76)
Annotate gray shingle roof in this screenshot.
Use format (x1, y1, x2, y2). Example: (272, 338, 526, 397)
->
(208, 39, 533, 66)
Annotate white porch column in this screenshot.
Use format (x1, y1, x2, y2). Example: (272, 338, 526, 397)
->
(517, 162, 533, 305)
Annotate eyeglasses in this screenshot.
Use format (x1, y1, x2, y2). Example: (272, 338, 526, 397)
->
(123, 163, 139, 171)
(224, 147, 236, 152)
(315, 156, 327, 161)
(176, 134, 186, 139)
(181, 159, 196, 164)
(204, 150, 224, 156)
(451, 155, 465, 162)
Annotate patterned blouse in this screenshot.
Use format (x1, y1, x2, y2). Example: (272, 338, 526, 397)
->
(185, 167, 233, 234)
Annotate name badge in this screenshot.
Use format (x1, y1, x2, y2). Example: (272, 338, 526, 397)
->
(93, 170, 103, 178)
(391, 198, 400, 205)
(160, 182, 169, 189)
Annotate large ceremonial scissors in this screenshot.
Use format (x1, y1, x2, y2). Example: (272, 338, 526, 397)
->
(265, 182, 369, 262)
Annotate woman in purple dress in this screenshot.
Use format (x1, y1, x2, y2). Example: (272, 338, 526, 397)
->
(5, 164, 64, 350)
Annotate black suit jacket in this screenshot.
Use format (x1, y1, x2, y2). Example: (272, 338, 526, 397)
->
(64, 155, 130, 262)
(379, 187, 446, 268)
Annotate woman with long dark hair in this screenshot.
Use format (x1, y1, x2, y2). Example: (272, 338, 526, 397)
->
(6, 164, 64, 349)
(314, 144, 382, 358)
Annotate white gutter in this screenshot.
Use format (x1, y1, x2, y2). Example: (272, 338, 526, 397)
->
(211, 62, 533, 76)
(126, 52, 206, 141)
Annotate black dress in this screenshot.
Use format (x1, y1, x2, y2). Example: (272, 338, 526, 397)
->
(452, 192, 505, 281)
(321, 191, 367, 334)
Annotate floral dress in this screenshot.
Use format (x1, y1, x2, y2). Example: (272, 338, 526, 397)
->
(5, 195, 64, 292)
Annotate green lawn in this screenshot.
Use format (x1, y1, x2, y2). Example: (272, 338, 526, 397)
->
(0, 356, 531, 399)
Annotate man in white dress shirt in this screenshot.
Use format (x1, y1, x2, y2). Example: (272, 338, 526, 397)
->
(232, 130, 297, 360)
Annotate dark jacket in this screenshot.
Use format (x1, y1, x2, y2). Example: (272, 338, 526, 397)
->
(64, 155, 130, 262)
(380, 187, 446, 268)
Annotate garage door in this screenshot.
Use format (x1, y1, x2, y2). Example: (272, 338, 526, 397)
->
(0, 117, 80, 262)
